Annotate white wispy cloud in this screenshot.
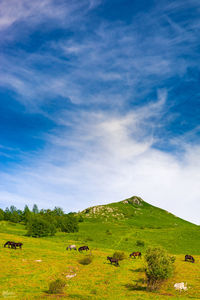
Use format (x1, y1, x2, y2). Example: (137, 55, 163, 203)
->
(0, 0, 101, 30)
(0, 0, 200, 224)
(0, 0, 199, 109)
(0, 94, 200, 224)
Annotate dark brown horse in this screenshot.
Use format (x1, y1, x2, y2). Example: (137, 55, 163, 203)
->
(4, 241, 16, 249)
(185, 255, 195, 263)
(4, 241, 23, 249)
(107, 256, 119, 266)
(15, 242, 23, 249)
(129, 251, 142, 258)
(78, 246, 89, 252)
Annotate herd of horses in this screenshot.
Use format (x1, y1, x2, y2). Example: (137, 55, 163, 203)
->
(67, 245, 142, 265)
(3, 241, 195, 265)
(66, 244, 196, 266)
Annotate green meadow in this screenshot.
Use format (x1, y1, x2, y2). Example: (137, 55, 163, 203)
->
(0, 197, 200, 299)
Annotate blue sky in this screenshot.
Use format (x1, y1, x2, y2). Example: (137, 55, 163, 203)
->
(0, 0, 200, 224)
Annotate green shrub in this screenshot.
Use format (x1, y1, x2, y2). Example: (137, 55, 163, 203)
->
(136, 240, 145, 247)
(48, 278, 66, 294)
(145, 247, 174, 291)
(58, 215, 79, 233)
(113, 251, 126, 261)
(78, 215, 84, 222)
(79, 255, 93, 265)
(170, 256, 176, 263)
(26, 215, 56, 237)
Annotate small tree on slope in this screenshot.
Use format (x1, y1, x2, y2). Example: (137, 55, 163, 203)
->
(145, 247, 174, 291)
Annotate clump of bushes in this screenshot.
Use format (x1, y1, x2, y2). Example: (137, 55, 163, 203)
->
(26, 216, 56, 237)
(113, 251, 126, 261)
(58, 215, 79, 233)
(136, 240, 145, 247)
(145, 247, 175, 291)
(79, 255, 93, 265)
(48, 278, 66, 294)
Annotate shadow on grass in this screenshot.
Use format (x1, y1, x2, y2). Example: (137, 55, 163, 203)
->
(68, 294, 92, 299)
(124, 279, 147, 291)
(124, 283, 146, 291)
(129, 267, 145, 272)
(104, 261, 120, 267)
(44, 291, 67, 297)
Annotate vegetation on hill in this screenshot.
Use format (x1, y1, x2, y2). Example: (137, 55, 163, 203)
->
(0, 204, 79, 236)
(0, 221, 200, 299)
(81, 196, 194, 228)
(0, 196, 199, 298)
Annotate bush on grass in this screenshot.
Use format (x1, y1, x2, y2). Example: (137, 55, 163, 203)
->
(113, 251, 126, 261)
(145, 247, 174, 291)
(48, 278, 66, 294)
(136, 240, 145, 247)
(79, 255, 93, 265)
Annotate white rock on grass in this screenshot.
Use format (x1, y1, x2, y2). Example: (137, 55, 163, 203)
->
(35, 260, 42, 262)
(174, 282, 188, 291)
(66, 274, 77, 279)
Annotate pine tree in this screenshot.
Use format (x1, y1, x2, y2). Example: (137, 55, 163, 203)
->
(32, 204, 39, 214)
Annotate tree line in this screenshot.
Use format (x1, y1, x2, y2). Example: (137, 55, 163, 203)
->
(0, 204, 83, 237)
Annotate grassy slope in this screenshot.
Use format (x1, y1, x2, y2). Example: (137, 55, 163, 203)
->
(75, 196, 200, 254)
(0, 196, 200, 299)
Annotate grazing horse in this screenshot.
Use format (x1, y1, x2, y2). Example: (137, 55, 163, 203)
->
(129, 252, 142, 259)
(185, 255, 195, 263)
(4, 241, 22, 249)
(107, 256, 119, 266)
(78, 246, 89, 252)
(66, 244, 77, 251)
(4, 241, 16, 249)
(4, 241, 12, 248)
(15, 242, 23, 249)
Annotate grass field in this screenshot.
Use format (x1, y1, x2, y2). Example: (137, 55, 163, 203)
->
(0, 218, 200, 300)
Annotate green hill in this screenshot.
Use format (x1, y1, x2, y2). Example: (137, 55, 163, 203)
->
(0, 196, 200, 299)
(69, 196, 200, 254)
(81, 196, 194, 228)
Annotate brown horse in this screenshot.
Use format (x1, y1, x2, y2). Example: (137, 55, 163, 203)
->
(15, 242, 23, 249)
(4, 241, 16, 249)
(185, 255, 195, 263)
(4, 241, 23, 249)
(107, 256, 119, 266)
(129, 251, 142, 258)
(78, 246, 89, 252)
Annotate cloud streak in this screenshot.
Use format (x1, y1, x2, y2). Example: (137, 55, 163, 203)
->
(0, 0, 200, 224)
(0, 96, 200, 224)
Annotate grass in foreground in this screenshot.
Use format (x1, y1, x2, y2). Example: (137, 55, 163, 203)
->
(0, 221, 200, 299)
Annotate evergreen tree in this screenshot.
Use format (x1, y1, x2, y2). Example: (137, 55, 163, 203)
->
(53, 207, 64, 216)
(23, 205, 32, 223)
(10, 211, 20, 223)
(4, 207, 11, 220)
(32, 204, 39, 214)
(10, 205, 17, 214)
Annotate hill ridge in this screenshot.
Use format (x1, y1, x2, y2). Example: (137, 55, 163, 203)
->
(80, 195, 196, 228)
